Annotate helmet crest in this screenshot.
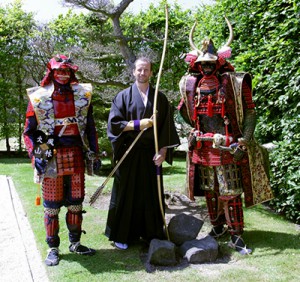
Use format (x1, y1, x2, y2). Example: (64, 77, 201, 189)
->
(47, 54, 78, 72)
(189, 16, 234, 62)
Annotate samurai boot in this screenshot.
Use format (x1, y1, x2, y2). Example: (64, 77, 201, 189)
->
(69, 241, 96, 255)
(209, 224, 228, 239)
(45, 247, 59, 266)
(228, 235, 252, 255)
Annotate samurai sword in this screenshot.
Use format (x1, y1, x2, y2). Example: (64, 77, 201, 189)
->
(195, 135, 244, 153)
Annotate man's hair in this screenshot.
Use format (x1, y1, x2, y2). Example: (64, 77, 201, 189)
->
(133, 57, 152, 71)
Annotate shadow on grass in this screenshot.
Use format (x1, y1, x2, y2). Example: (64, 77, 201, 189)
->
(243, 229, 300, 255)
(59, 243, 148, 274)
(58, 241, 232, 274)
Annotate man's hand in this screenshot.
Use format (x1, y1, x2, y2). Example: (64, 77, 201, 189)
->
(153, 147, 167, 167)
(123, 118, 153, 132)
(140, 118, 153, 130)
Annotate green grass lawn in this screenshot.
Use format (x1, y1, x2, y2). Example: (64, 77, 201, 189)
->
(1, 157, 300, 282)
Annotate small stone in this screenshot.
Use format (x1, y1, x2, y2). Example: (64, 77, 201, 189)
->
(147, 239, 177, 266)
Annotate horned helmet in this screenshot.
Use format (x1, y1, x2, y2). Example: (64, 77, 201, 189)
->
(189, 16, 234, 64)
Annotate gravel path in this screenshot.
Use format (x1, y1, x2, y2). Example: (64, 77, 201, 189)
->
(0, 175, 48, 282)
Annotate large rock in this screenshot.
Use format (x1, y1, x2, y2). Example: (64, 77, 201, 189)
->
(147, 239, 177, 266)
(168, 213, 204, 245)
(178, 236, 219, 264)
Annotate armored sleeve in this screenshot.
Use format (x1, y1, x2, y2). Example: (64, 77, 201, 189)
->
(23, 102, 38, 159)
(243, 81, 255, 109)
(242, 81, 256, 143)
(85, 105, 99, 154)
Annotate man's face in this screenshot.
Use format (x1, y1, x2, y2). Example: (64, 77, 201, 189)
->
(133, 60, 152, 84)
(200, 61, 216, 75)
(53, 68, 71, 84)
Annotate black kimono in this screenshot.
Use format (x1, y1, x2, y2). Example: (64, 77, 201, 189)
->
(105, 82, 180, 244)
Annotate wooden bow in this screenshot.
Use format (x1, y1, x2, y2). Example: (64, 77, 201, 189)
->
(153, 4, 169, 240)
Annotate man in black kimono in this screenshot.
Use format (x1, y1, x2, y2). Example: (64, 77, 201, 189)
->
(105, 57, 180, 250)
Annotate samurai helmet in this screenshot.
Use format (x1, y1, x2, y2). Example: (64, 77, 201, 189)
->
(189, 16, 234, 63)
(196, 39, 218, 62)
(40, 54, 79, 86)
(47, 54, 78, 72)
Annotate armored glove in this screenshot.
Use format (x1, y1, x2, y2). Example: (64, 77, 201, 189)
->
(85, 151, 101, 176)
(242, 109, 256, 143)
(233, 108, 256, 162)
(233, 146, 245, 162)
(93, 159, 102, 175)
(188, 130, 197, 150)
(34, 157, 47, 175)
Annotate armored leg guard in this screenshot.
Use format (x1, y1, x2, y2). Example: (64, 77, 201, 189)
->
(205, 191, 228, 238)
(66, 205, 83, 243)
(44, 208, 60, 248)
(209, 224, 228, 239)
(66, 205, 96, 256)
(222, 195, 244, 236)
(221, 195, 252, 255)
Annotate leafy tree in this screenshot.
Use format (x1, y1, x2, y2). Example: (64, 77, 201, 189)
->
(0, 0, 35, 152)
(62, 0, 192, 93)
(59, 0, 196, 155)
(2, 0, 299, 224)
